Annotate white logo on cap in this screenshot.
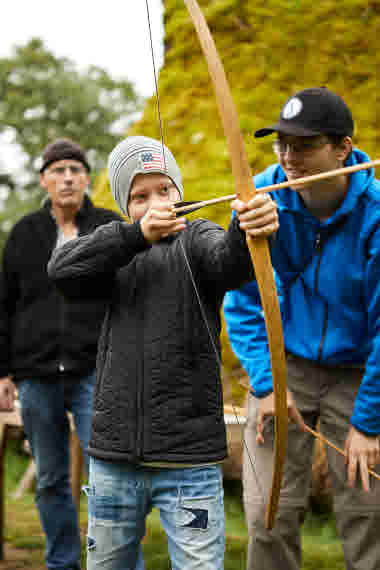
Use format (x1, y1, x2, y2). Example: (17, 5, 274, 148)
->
(282, 97, 303, 120)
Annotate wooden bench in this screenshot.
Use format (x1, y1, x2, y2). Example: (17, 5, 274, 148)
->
(0, 402, 84, 560)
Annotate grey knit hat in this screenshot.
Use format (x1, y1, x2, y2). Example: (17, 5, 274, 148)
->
(108, 136, 184, 215)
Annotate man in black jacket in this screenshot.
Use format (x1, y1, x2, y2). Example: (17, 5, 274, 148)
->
(48, 135, 279, 570)
(0, 139, 122, 570)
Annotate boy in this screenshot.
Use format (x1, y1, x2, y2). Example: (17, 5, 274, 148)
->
(48, 135, 278, 570)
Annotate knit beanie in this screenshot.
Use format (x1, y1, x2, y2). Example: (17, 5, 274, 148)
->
(40, 139, 91, 173)
(108, 136, 184, 216)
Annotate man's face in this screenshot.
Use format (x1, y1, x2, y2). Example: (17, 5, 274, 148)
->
(128, 173, 180, 222)
(40, 159, 90, 209)
(273, 134, 349, 192)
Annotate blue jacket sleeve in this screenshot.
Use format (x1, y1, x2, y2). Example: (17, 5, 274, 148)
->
(223, 279, 275, 397)
(351, 226, 380, 435)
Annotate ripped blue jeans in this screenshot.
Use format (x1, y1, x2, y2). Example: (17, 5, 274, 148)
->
(85, 458, 225, 570)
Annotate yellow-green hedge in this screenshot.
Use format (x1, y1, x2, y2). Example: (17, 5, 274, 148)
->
(93, 0, 380, 400)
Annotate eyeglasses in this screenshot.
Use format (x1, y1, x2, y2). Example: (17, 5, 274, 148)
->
(272, 138, 330, 156)
(48, 165, 86, 176)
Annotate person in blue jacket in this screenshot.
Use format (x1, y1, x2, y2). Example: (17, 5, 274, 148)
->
(224, 87, 380, 570)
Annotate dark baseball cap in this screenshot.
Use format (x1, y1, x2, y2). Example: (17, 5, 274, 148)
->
(254, 87, 354, 138)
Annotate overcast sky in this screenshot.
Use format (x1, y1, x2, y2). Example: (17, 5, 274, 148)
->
(0, 0, 164, 174)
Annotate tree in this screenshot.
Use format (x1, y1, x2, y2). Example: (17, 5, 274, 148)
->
(0, 38, 140, 190)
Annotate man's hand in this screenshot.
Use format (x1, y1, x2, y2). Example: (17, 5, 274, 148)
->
(232, 194, 279, 238)
(256, 389, 306, 444)
(140, 202, 186, 244)
(344, 426, 380, 492)
(0, 377, 16, 411)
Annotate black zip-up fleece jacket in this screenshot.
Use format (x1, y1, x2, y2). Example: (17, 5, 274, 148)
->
(0, 196, 122, 382)
(48, 217, 255, 464)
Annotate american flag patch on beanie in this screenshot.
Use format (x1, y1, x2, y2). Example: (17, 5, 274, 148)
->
(140, 152, 166, 171)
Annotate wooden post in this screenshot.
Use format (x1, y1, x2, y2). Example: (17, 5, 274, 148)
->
(0, 424, 7, 560)
(70, 429, 84, 514)
(0, 407, 23, 561)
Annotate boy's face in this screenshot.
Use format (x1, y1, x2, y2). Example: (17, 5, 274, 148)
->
(128, 173, 180, 221)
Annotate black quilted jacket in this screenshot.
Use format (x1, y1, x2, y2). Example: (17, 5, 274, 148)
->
(0, 196, 122, 381)
(49, 217, 254, 464)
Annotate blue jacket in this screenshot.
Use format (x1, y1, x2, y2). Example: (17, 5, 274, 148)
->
(224, 149, 380, 435)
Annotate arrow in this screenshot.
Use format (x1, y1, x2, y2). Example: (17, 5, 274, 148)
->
(174, 158, 380, 215)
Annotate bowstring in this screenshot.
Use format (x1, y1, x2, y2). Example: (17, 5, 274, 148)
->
(144, 0, 264, 502)
(145, 0, 166, 168)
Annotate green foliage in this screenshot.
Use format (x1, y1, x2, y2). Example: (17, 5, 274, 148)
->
(0, 38, 140, 189)
(0, 191, 42, 252)
(4, 436, 29, 494)
(93, 0, 380, 374)
(0, 37, 140, 254)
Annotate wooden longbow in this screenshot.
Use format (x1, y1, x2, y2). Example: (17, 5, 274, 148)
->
(183, 0, 288, 529)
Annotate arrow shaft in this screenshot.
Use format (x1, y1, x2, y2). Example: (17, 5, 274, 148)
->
(174, 159, 380, 214)
(305, 425, 380, 483)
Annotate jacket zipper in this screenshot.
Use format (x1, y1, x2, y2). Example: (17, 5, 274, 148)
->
(317, 304, 329, 361)
(55, 222, 66, 374)
(136, 366, 144, 461)
(58, 294, 66, 373)
(313, 236, 322, 292)
(136, 261, 144, 462)
(314, 232, 329, 361)
(57, 218, 83, 375)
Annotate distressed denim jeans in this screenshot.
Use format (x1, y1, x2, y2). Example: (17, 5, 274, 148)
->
(86, 459, 225, 570)
(17, 371, 96, 570)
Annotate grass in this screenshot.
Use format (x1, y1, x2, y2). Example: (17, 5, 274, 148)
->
(2, 437, 345, 569)
(301, 511, 345, 570)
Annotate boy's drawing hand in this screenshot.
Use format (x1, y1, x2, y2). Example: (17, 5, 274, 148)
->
(140, 202, 186, 244)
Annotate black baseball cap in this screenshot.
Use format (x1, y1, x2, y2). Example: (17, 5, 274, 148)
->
(254, 87, 354, 138)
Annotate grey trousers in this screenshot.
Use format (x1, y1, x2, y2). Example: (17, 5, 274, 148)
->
(243, 354, 380, 570)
